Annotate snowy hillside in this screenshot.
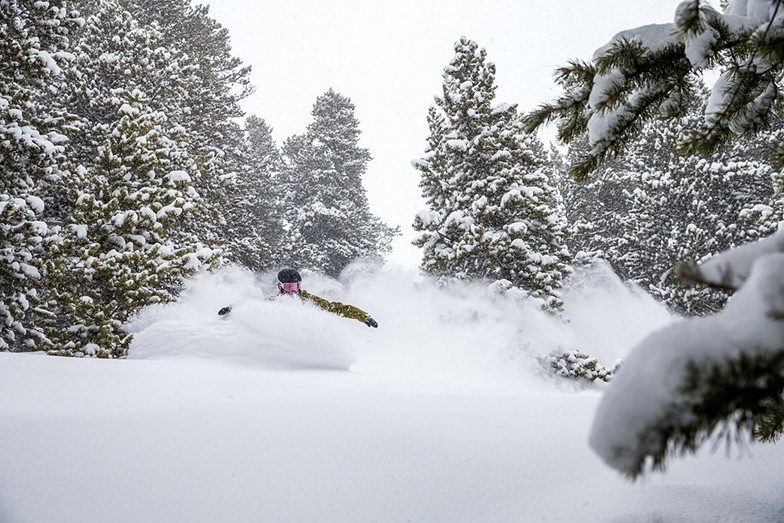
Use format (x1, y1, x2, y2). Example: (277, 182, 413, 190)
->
(2, 264, 784, 522)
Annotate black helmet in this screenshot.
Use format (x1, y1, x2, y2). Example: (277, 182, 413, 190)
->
(277, 268, 302, 284)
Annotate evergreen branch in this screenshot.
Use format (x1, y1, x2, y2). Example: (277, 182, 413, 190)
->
(553, 59, 596, 88)
(684, 70, 778, 154)
(595, 57, 690, 115)
(523, 60, 595, 137)
(569, 155, 604, 183)
(674, 0, 720, 40)
(522, 102, 568, 134)
(622, 348, 784, 479)
(683, 0, 784, 153)
(570, 85, 674, 181)
(594, 38, 651, 75)
(754, 395, 784, 442)
(560, 41, 691, 178)
(522, 93, 592, 143)
(675, 260, 740, 291)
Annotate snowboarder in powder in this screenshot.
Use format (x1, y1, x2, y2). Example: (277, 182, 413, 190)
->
(218, 268, 379, 328)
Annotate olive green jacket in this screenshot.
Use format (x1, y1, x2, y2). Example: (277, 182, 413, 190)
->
(299, 290, 370, 324)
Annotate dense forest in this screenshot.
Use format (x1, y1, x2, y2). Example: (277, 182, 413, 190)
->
(2, 0, 396, 357)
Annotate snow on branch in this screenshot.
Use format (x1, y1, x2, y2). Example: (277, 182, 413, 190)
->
(678, 227, 784, 290)
(591, 231, 784, 478)
(526, 0, 784, 178)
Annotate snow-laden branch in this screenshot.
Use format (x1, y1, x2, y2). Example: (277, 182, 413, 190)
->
(590, 228, 784, 478)
(526, 0, 784, 178)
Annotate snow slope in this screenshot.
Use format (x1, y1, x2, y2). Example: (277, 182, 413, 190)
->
(2, 264, 784, 522)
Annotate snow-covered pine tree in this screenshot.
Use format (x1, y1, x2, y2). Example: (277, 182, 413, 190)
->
(563, 89, 777, 315)
(481, 105, 572, 308)
(0, 0, 80, 351)
(222, 115, 285, 271)
(526, 0, 784, 478)
(413, 37, 497, 281)
(279, 89, 398, 277)
(414, 37, 572, 309)
(67, 1, 193, 135)
(46, 1, 218, 357)
(725, 116, 784, 230)
(61, 0, 201, 244)
(556, 139, 632, 269)
(118, 0, 254, 254)
(412, 107, 450, 236)
(47, 90, 211, 358)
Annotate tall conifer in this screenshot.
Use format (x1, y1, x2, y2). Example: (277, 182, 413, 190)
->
(0, 0, 80, 351)
(280, 89, 398, 277)
(414, 37, 571, 308)
(48, 90, 209, 357)
(223, 116, 284, 271)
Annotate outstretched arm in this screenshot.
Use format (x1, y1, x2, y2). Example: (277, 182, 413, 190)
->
(300, 290, 378, 327)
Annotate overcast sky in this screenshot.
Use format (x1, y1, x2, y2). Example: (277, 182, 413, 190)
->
(204, 0, 684, 266)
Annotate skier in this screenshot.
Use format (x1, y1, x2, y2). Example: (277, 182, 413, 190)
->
(218, 268, 379, 328)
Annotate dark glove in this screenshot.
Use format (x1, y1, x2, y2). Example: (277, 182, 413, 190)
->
(218, 306, 232, 316)
(364, 316, 378, 328)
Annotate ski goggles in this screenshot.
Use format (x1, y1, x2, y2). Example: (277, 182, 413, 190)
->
(278, 281, 301, 293)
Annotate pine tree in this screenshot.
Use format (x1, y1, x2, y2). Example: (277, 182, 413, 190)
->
(223, 115, 284, 271)
(70, 0, 254, 261)
(119, 0, 254, 255)
(279, 89, 398, 277)
(62, 0, 205, 255)
(414, 37, 572, 308)
(0, 0, 80, 351)
(44, 1, 219, 356)
(1, 0, 253, 355)
(47, 90, 210, 358)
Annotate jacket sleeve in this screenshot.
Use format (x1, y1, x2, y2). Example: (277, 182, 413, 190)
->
(300, 290, 369, 324)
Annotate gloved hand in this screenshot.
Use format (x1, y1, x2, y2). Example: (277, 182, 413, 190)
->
(218, 306, 232, 316)
(364, 316, 378, 328)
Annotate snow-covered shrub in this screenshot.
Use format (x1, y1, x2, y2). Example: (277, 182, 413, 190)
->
(538, 350, 620, 385)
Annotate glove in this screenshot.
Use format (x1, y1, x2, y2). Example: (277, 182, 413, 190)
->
(218, 306, 232, 316)
(364, 316, 378, 328)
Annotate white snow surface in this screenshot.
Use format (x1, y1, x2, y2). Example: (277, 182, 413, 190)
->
(3, 263, 784, 522)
